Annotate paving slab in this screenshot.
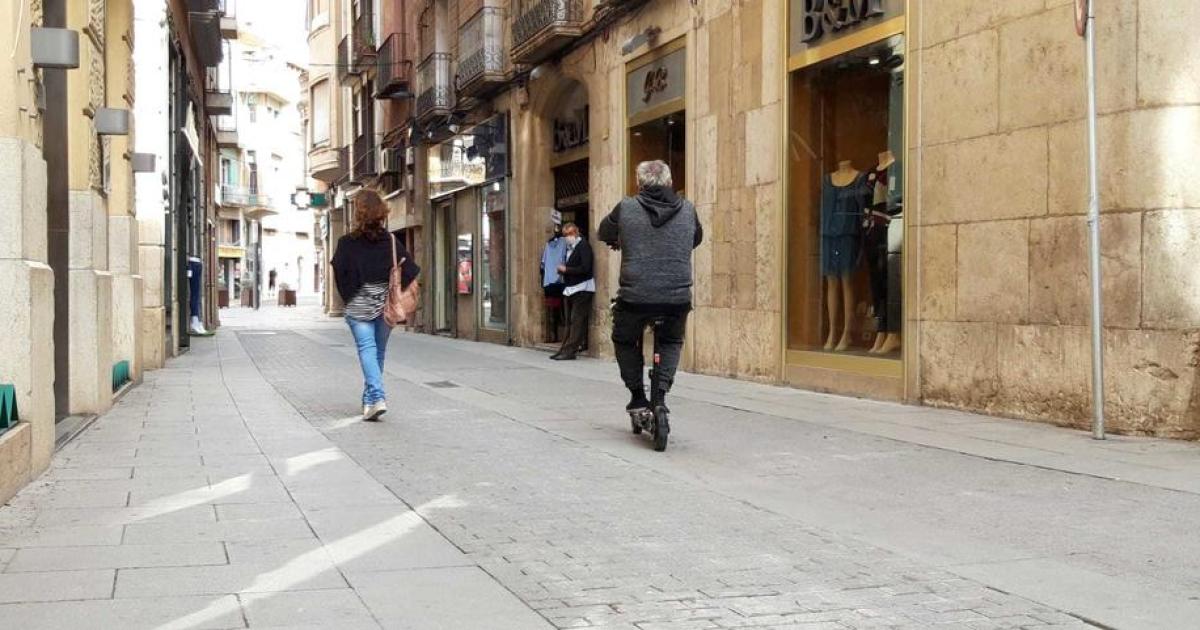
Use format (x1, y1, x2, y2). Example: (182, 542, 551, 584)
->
(239, 589, 381, 628)
(4, 543, 228, 572)
(0, 595, 245, 630)
(350, 566, 555, 630)
(0, 569, 115, 603)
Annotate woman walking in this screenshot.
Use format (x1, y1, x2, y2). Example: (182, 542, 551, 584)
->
(331, 191, 419, 421)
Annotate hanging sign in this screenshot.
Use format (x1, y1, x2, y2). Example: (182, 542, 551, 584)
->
(182, 103, 203, 166)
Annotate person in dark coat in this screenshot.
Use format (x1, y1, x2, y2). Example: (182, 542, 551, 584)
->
(331, 190, 420, 421)
(552, 222, 595, 360)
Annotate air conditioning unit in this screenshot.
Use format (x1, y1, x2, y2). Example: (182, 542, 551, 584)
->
(379, 147, 403, 174)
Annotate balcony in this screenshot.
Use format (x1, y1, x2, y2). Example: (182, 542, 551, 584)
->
(337, 36, 360, 84)
(219, 0, 238, 39)
(352, 4, 376, 72)
(456, 7, 506, 99)
(375, 33, 412, 99)
(512, 0, 583, 65)
(206, 88, 233, 116)
(219, 184, 268, 208)
(352, 135, 376, 182)
(215, 114, 239, 147)
(416, 53, 453, 122)
(187, 0, 220, 10)
(334, 145, 351, 185)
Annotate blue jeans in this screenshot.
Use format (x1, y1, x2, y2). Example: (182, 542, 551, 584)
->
(346, 316, 392, 405)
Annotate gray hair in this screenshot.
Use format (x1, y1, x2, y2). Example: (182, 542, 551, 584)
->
(636, 160, 673, 189)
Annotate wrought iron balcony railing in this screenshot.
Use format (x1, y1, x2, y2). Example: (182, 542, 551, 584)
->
(512, 0, 583, 65)
(352, 3, 376, 70)
(457, 7, 505, 98)
(416, 53, 453, 121)
(352, 134, 376, 181)
(220, 184, 268, 207)
(375, 33, 412, 98)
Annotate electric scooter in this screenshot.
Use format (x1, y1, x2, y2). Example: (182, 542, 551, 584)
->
(628, 319, 670, 452)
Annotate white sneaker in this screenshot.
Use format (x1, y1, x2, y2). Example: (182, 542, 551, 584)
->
(362, 400, 387, 421)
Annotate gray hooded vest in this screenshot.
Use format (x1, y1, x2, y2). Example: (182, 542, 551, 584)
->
(603, 190, 701, 306)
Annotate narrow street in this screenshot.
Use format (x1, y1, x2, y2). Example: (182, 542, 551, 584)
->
(1, 302, 1198, 630)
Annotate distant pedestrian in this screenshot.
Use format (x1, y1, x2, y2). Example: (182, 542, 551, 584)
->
(552, 222, 594, 361)
(331, 190, 420, 421)
(268, 268, 277, 296)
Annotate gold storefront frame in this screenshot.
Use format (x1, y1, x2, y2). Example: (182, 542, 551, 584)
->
(622, 35, 688, 195)
(778, 3, 913, 401)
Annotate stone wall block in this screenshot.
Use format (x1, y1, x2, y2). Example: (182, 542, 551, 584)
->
(111, 273, 143, 378)
(922, 127, 1047, 225)
(1144, 209, 1200, 328)
(693, 115, 718, 206)
(921, 30, 998, 145)
(759, 0, 782, 106)
(138, 213, 164, 246)
(922, 0, 1045, 48)
(956, 220, 1029, 323)
(69, 190, 108, 270)
(1138, 0, 1200, 107)
(744, 103, 779, 186)
(68, 269, 113, 415)
(0, 260, 55, 476)
(996, 324, 1091, 428)
(0, 139, 48, 263)
(693, 306, 734, 377)
(108, 215, 139, 274)
(138, 244, 164, 308)
(998, 2, 1135, 130)
(1029, 213, 1141, 327)
(919, 224, 957, 321)
(755, 184, 781, 311)
(1103, 328, 1200, 438)
(920, 320, 999, 409)
(733, 308, 778, 381)
(1054, 109, 1200, 214)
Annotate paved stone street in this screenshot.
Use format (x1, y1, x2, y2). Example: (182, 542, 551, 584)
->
(2, 302, 1199, 629)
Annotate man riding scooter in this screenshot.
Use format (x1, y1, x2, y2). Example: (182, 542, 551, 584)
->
(597, 160, 703, 451)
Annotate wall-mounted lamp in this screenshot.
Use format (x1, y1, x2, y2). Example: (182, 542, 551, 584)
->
(31, 28, 80, 69)
(94, 108, 130, 135)
(131, 153, 156, 173)
(621, 26, 662, 56)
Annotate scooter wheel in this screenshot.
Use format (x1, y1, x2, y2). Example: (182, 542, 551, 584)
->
(652, 408, 669, 452)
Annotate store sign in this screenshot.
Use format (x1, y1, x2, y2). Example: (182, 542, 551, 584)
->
(789, 0, 903, 56)
(626, 47, 685, 119)
(553, 105, 588, 153)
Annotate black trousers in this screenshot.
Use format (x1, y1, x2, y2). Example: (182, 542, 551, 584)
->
(559, 291, 593, 356)
(611, 303, 689, 395)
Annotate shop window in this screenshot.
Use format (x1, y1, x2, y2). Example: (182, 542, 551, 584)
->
(628, 112, 685, 196)
(787, 35, 905, 358)
(480, 180, 507, 329)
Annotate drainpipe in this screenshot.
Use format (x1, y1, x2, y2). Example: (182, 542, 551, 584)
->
(1082, 0, 1105, 439)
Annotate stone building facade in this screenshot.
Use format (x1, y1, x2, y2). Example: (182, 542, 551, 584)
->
(0, 0, 233, 503)
(309, 0, 1200, 439)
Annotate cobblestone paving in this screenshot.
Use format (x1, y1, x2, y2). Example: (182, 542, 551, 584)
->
(240, 330, 1095, 630)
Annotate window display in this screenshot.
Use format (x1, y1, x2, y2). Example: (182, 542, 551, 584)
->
(787, 35, 904, 358)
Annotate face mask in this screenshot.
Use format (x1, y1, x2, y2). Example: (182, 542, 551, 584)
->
(567, 235, 579, 246)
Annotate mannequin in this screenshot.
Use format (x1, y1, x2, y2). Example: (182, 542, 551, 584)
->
(866, 150, 902, 355)
(821, 160, 866, 352)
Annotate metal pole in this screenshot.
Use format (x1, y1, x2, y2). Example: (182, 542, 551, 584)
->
(1084, 1, 1106, 439)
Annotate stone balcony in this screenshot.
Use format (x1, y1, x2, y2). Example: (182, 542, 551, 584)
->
(512, 0, 583, 66)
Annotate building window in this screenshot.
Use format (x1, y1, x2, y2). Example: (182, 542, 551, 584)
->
(311, 79, 330, 147)
(247, 94, 258, 122)
(247, 150, 258, 195)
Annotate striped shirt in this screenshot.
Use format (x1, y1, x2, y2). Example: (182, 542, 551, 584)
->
(345, 281, 389, 321)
